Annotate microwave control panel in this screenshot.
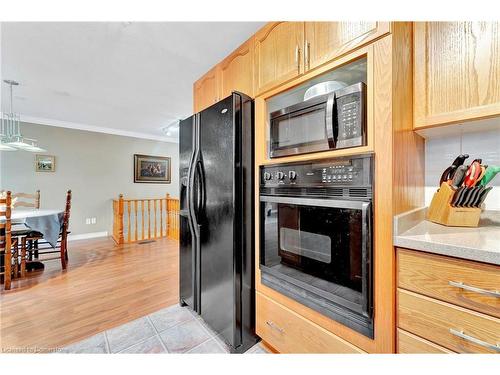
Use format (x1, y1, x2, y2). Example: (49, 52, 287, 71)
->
(261, 154, 373, 188)
(335, 83, 366, 149)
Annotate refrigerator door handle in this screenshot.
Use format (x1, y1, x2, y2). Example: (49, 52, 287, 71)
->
(194, 158, 206, 221)
(187, 121, 199, 236)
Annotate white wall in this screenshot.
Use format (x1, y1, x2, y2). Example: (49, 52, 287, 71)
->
(425, 127, 500, 210)
(1, 122, 179, 235)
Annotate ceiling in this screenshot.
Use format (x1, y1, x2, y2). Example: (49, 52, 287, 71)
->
(1, 22, 265, 141)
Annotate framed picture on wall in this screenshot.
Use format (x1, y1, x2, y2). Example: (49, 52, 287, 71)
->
(134, 154, 171, 184)
(35, 155, 56, 172)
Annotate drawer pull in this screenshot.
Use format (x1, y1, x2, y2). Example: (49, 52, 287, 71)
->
(448, 281, 500, 298)
(449, 329, 500, 352)
(266, 320, 284, 334)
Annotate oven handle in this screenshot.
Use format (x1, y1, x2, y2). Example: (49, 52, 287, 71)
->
(325, 92, 337, 148)
(259, 195, 368, 210)
(361, 200, 372, 319)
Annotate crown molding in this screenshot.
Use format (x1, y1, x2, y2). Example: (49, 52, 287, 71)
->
(20, 115, 179, 143)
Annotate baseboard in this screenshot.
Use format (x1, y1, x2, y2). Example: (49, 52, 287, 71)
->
(68, 231, 109, 242)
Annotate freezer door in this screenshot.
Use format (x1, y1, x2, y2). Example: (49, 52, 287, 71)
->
(179, 115, 196, 309)
(198, 95, 240, 348)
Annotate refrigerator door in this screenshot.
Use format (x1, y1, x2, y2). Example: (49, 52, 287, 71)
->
(198, 95, 241, 348)
(179, 115, 197, 310)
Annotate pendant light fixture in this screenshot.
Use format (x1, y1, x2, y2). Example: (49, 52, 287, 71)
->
(1, 79, 46, 152)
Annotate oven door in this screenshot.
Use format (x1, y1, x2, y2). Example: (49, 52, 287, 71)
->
(269, 93, 336, 158)
(260, 195, 372, 318)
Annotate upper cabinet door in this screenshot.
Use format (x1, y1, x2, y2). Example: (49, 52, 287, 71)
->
(193, 66, 219, 113)
(304, 22, 390, 71)
(219, 37, 254, 99)
(414, 22, 500, 128)
(254, 22, 304, 95)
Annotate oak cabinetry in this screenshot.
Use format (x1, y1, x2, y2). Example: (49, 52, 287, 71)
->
(254, 22, 305, 95)
(219, 37, 254, 99)
(304, 22, 390, 71)
(398, 249, 500, 318)
(256, 292, 365, 353)
(397, 248, 500, 353)
(397, 329, 454, 353)
(398, 289, 500, 354)
(193, 66, 219, 113)
(255, 24, 424, 353)
(414, 22, 500, 128)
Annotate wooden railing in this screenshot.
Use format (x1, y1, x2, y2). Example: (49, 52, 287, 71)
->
(112, 194, 179, 244)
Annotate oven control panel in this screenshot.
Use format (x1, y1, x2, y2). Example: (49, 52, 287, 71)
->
(261, 154, 372, 188)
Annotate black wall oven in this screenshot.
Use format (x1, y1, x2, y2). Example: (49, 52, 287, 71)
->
(269, 82, 366, 158)
(260, 154, 374, 337)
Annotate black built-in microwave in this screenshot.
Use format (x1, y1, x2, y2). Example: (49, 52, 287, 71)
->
(269, 82, 366, 158)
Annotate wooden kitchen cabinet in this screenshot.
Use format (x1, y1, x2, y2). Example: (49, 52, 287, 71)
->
(254, 22, 304, 95)
(256, 291, 365, 353)
(414, 22, 500, 128)
(304, 22, 390, 71)
(397, 248, 500, 353)
(219, 37, 254, 99)
(193, 66, 219, 113)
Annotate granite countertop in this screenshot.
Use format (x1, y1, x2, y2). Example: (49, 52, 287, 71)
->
(394, 208, 500, 265)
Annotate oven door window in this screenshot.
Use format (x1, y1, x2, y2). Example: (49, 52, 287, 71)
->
(261, 198, 370, 311)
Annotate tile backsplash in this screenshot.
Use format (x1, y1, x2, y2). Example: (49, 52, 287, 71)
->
(425, 128, 500, 210)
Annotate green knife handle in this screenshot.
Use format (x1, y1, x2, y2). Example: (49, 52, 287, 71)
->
(480, 165, 500, 186)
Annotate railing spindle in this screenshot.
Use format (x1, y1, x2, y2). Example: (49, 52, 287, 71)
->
(148, 200, 151, 239)
(134, 200, 138, 241)
(142, 200, 145, 240)
(127, 201, 131, 243)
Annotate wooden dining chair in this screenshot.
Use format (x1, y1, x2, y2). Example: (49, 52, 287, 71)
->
(13, 190, 40, 209)
(1, 191, 16, 290)
(21, 190, 72, 273)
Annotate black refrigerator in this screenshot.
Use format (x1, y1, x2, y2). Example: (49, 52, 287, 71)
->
(179, 92, 257, 353)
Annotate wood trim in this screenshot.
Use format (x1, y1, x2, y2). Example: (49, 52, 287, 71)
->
(397, 329, 455, 353)
(397, 248, 500, 318)
(256, 291, 365, 353)
(413, 22, 500, 129)
(398, 289, 500, 353)
(219, 36, 254, 99)
(305, 21, 391, 72)
(256, 41, 371, 101)
(254, 22, 304, 95)
(413, 22, 427, 128)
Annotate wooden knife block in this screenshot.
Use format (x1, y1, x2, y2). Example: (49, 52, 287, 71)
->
(427, 183, 481, 227)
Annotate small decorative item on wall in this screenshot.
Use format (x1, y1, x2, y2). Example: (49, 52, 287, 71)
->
(35, 155, 56, 172)
(134, 154, 171, 184)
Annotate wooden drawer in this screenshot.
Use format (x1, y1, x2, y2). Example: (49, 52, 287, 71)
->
(397, 329, 454, 353)
(256, 291, 364, 353)
(398, 289, 500, 353)
(398, 249, 500, 318)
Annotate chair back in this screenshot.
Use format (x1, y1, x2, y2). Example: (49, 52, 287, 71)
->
(13, 190, 40, 209)
(1, 191, 12, 289)
(61, 190, 72, 236)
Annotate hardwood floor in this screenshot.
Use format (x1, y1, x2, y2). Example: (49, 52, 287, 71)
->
(0, 236, 179, 352)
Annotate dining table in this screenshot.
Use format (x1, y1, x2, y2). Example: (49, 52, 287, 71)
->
(3, 208, 65, 271)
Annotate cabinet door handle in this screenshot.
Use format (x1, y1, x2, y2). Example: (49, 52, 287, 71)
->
(266, 320, 284, 334)
(448, 281, 500, 298)
(449, 329, 500, 352)
(295, 45, 300, 73)
(305, 40, 310, 70)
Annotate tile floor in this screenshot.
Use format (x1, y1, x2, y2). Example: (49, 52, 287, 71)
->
(60, 304, 268, 354)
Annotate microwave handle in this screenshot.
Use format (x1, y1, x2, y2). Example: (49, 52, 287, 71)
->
(325, 92, 337, 148)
